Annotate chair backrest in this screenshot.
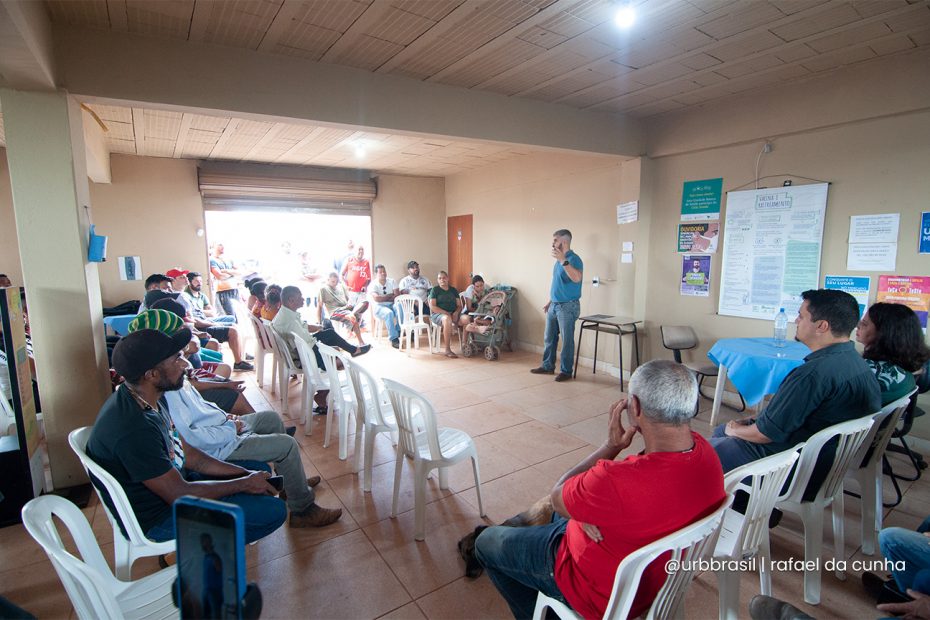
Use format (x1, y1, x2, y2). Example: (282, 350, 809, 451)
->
(721, 447, 801, 558)
(265, 321, 299, 373)
(604, 497, 730, 620)
(317, 342, 355, 413)
(779, 415, 874, 505)
(291, 331, 326, 385)
(249, 313, 274, 354)
(347, 358, 394, 429)
(851, 390, 917, 471)
(22, 494, 123, 619)
(68, 426, 149, 545)
(383, 378, 441, 460)
(395, 295, 424, 325)
(660, 326, 698, 363)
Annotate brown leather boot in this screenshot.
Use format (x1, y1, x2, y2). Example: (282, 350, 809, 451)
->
(289, 504, 343, 528)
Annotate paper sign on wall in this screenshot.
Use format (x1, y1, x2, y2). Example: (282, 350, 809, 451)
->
(849, 214, 900, 243)
(681, 254, 711, 297)
(616, 201, 638, 224)
(847, 243, 896, 271)
(877, 275, 930, 330)
(118, 256, 142, 281)
(920, 212, 930, 254)
(680, 178, 723, 221)
(824, 275, 870, 317)
(678, 222, 720, 253)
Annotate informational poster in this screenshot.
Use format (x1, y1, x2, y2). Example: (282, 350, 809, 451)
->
(118, 256, 142, 281)
(920, 212, 930, 254)
(680, 178, 723, 221)
(678, 222, 720, 253)
(616, 201, 638, 224)
(718, 183, 828, 320)
(847, 243, 897, 271)
(877, 275, 930, 330)
(681, 254, 711, 297)
(849, 214, 900, 243)
(824, 275, 870, 317)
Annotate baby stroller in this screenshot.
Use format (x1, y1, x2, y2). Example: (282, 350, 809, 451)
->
(461, 289, 512, 360)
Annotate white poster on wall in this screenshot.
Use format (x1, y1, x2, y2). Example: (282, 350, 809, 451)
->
(718, 183, 829, 320)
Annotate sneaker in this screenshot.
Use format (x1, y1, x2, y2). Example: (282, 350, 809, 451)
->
(530, 367, 554, 375)
(233, 361, 254, 371)
(245, 353, 255, 361)
(862, 571, 911, 604)
(554, 372, 572, 382)
(289, 504, 343, 528)
(352, 344, 372, 357)
(391, 338, 400, 349)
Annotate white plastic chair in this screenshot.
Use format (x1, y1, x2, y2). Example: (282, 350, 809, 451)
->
(291, 333, 332, 436)
(264, 321, 301, 414)
(844, 391, 916, 555)
(383, 379, 485, 541)
(369, 305, 387, 341)
(533, 497, 731, 620)
(430, 314, 463, 353)
(775, 414, 875, 604)
(346, 358, 398, 492)
(248, 313, 276, 390)
(714, 448, 801, 620)
(395, 295, 433, 355)
(317, 342, 358, 460)
(22, 495, 178, 620)
(68, 427, 175, 581)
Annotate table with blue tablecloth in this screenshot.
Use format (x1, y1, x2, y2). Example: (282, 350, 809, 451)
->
(102, 314, 136, 337)
(707, 337, 810, 426)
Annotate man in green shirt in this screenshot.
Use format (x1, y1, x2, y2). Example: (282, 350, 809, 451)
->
(428, 271, 463, 358)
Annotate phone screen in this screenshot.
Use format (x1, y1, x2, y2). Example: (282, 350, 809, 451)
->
(175, 497, 246, 620)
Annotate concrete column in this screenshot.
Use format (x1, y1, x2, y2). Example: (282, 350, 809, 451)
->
(0, 89, 110, 488)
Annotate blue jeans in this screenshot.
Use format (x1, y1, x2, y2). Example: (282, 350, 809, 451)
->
(373, 303, 400, 340)
(542, 300, 580, 375)
(212, 315, 237, 325)
(146, 478, 287, 544)
(880, 516, 930, 594)
(474, 513, 572, 619)
(708, 423, 770, 472)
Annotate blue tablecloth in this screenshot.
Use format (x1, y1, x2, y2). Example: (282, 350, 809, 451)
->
(103, 314, 136, 337)
(707, 337, 810, 406)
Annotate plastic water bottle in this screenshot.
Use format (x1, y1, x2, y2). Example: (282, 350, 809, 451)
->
(773, 308, 788, 348)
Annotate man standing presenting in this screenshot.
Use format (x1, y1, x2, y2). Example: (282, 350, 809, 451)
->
(531, 229, 583, 382)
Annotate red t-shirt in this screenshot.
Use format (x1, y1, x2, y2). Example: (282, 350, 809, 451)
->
(344, 258, 371, 292)
(555, 432, 725, 620)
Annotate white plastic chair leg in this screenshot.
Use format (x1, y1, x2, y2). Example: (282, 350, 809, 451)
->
(363, 430, 377, 493)
(860, 468, 877, 555)
(391, 448, 404, 518)
(438, 467, 449, 490)
(338, 404, 351, 461)
(414, 463, 428, 541)
(114, 538, 131, 581)
(758, 533, 773, 596)
(471, 456, 485, 517)
(323, 402, 335, 449)
(255, 353, 265, 388)
(832, 491, 846, 581)
(800, 503, 823, 605)
(715, 568, 741, 620)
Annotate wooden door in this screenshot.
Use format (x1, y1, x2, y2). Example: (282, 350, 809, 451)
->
(447, 214, 473, 292)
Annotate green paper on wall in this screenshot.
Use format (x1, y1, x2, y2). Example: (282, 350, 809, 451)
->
(681, 178, 723, 221)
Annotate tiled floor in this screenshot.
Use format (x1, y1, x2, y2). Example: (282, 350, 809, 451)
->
(2, 340, 928, 619)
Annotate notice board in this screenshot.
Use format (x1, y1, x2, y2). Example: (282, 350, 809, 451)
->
(718, 183, 829, 320)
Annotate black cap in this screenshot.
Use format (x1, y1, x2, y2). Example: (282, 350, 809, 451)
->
(407, 260, 419, 269)
(150, 297, 188, 319)
(112, 328, 192, 382)
(144, 289, 179, 308)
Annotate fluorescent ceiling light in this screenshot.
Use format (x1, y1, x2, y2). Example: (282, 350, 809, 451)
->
(614, 5, 635, 29)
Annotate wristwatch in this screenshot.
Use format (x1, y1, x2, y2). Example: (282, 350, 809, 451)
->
(562, 260, 570, 266)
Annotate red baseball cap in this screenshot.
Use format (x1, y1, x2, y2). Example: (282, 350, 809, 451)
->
(165, 268, 190, 278)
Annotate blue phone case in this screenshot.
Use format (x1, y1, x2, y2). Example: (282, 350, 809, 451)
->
(174, 496, 247, 619)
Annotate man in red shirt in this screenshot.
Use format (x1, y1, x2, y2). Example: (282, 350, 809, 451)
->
(341, 244, 372, 307)
(475, 360, 725, 619)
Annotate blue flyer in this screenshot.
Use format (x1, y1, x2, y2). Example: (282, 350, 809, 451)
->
(920, 212, 930, 254)
(824, 275, 871, 317)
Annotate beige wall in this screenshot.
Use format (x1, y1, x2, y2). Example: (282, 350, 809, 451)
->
(445, 152, 641, 371)
(0, 150, 23, 285)
(371, 174, 446, 283)
(89, 155, 209, 307)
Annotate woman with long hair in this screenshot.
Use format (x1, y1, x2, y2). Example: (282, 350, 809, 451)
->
(857, 302, 930, 404)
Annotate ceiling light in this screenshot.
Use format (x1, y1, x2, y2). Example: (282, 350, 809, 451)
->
(614, 5, 635, 29)
(353, 142, 367, 159)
